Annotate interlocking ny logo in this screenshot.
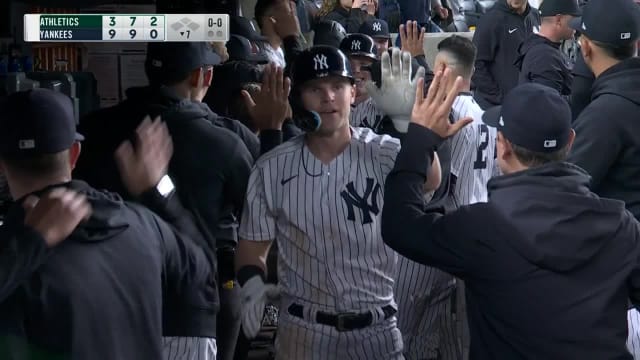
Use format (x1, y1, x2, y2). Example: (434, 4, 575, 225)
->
(341, 178, 381, 224)
(351, 40, 361, 51)
(314, 54, 329, 70)
(373, 22, 382, 31)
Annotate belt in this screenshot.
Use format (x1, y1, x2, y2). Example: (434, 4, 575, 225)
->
(287, 303, 396, 332)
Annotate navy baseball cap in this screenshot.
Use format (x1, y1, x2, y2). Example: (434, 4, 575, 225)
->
(146, 42, 221, 76)
(539, 0, 581, 17)
(230, 16, 269, 43)
(0, 89, 83, 156)
(570, 0, 640, 46)
(482, 83, 572, 153)
(359, 18, 391, 39)
(226, 35, 269, 64)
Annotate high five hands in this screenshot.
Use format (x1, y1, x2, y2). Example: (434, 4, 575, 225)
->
(411, 67, 473, 138)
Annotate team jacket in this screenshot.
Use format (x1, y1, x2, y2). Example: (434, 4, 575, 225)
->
(569, 57, 640, 220)
(0, 181, 211, 359)
(320, 7, 376, 33)
(382, 124, 640, 360)
(472, 0, 540, 108)
(515, 33, 573, 96)
(570, 52, 596, 121)
(75, 86, 255, 338)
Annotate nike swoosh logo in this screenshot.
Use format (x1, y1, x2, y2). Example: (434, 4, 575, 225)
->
(508, 28, 518, 34)
(281, 175, 298, 186)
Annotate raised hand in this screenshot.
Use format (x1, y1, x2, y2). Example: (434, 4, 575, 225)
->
(23, 188, 92, 247)
(271, 0, 301, 39)
(242, 63, 292, 131)
(411, 68, 473, 138)
(400, 21, 425, 57)
(115, 116, 174, 197)
(366, 47, 426, 132)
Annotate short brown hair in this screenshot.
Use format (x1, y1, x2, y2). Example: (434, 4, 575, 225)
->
(510, 141, 571, 167)
(1, 150, 70, 178)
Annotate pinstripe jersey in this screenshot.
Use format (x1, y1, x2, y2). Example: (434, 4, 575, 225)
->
(239, 127, 400, 312)
(350, 97, 384, 132)
(450, 93, 497, 205)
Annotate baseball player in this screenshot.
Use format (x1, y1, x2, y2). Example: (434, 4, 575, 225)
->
(339, 33, 385, 130)
(235, 45, 437, 360)
(366, 48, 460, 360)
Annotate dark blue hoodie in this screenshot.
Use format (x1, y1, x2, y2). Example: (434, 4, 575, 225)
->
(383, 124, 640, 359)
(569, 58, 640, 220)
(472, 0, 540, 108)
(515, 33, 573, 96)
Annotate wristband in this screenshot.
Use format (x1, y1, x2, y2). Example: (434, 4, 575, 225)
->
(237, 265, 266, 286)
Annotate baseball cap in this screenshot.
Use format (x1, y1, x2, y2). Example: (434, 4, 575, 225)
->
(206, 61, 262, 107)
(359, 18, 391, 39)
(230, 16, 269, 43)
(146, 42, 221, 76)
(482, 83, 572, 153)
(570, 0, 640, 46)
(0, 89, 83, 156)
(226, 34, 269, 64)
(539, 0, 581, 17)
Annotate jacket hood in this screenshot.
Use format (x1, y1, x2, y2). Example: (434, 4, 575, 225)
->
(591, 57, 640, 106)
(515, 34, 560, 69)
(8, 181, 131, 243)
(488, 162, 628, 272)
(124, 86, 213, 122)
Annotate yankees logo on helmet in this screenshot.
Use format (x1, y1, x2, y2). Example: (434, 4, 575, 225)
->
(373, 22, 382, 32)
(313, 54, 329, 70)
(340, 34, 378, 60)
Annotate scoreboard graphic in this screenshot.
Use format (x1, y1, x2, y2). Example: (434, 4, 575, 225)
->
(24, 14, 229, 42)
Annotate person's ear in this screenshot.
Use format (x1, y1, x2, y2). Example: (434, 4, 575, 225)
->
(69, 142, 82, 170)
(350, 84, 356, 104)
(565, 129, 576, 153)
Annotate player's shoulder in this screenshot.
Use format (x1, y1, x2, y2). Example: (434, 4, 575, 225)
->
(254, 133, 305, 169)
(351, 126, 401, 154)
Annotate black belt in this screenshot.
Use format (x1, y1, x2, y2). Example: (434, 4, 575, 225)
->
(287, 303, 396, 332)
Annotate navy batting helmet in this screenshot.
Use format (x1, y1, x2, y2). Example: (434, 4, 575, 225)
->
(339, 33, 378, 60)
(290, 45, 354, 89)
(290, 46, 355, 132)
(313, 20, 348, 48)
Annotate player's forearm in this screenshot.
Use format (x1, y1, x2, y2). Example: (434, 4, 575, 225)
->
(235, 239, 272, 282)
(425, 152, 441, 192)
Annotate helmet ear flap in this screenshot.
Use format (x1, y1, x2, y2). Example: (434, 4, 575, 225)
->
(290, 87, 322, 132)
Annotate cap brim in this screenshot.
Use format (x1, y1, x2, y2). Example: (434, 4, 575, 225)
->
(204, 51, 222, 66)
(75, 132, 85, 141)
(569, 16, 583, 31)
(481, 105, 502, 128)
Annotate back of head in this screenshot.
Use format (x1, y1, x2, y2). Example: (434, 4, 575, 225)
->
(482, 83, 574, 168)
(204, 60, 262, 116)
(254, 0, 276, 29)
(313, 20, 347, 48)
(436, 35, 477, 79)
(570, 0, 640, 62)
(0, 89, 83, 179)
(145, 42, 222, 87)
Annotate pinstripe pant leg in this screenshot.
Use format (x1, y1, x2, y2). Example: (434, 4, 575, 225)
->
(628, 308, 640, 359)
(436, 296, 462, 360)
(163, 337, 217, 360)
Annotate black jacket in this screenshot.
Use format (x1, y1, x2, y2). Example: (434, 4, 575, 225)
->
(569, 58, 640, 220)
(515, 33, 572, 95)
(0, 181, 211, 359)
(320, 6, 376, 33)
(472, 0, 540, 108)
(383, 124, 640, 360)
(570, 51, 595, 121)
(75, 86, 255, 337)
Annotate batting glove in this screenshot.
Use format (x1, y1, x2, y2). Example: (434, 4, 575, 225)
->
(240, 275, 280, 339)
(365, 48, 425, 133)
